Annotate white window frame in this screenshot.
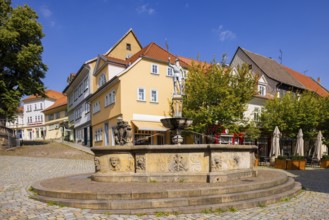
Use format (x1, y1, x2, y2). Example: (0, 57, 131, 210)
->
(84, 77, 89, 91)
(167, 67, 173, 77)
(258, 85, 266, 96)
(93, 101, 100, 114)
(151, 64, 159, 75)
(85, 102, 90, 114)
(137, 88, 146, 101)
(150, 89, 158, 103)
(105, 90, 116, 107)
(98, 73, 106, 88)
(95, 129, 103, 142)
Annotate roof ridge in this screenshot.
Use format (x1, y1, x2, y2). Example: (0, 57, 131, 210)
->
(104, 28, 142, 56)
(240, 47, 275, 62)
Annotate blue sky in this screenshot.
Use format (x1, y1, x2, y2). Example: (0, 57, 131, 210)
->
(12, 0, 329, 92)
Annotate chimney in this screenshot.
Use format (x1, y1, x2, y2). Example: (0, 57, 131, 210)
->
(317, 77, 321, 83)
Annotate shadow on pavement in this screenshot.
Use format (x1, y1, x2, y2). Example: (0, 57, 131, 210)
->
(286, 169, 329, 194)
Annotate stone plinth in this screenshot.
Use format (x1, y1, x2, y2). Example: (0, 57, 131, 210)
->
(91, 144, 257, 183)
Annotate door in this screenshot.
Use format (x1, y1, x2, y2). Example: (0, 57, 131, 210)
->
(84, 127, 88, 146)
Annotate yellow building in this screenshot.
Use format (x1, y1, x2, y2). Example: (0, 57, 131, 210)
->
(87, 31, 189, 147)
(43, 96, 68, 140)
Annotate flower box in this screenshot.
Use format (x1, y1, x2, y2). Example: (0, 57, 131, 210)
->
(274, 159, 287, 170)
(320, 160, 329, 168)
(286, 159, 306, 170)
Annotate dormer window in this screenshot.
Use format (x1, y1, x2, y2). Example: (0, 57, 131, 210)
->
(258, 85, 266, 96)
(257, 75, 267, 96)
(126, 43, 131, 51)
(98, 74, 106, 88)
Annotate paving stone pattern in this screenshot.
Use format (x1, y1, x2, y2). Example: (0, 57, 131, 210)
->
(1, 155, 329, 220)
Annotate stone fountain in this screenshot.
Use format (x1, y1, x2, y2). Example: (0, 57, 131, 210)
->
(90, 59, 258, 183)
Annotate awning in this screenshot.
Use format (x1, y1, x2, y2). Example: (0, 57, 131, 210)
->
(132, 121, 168, 132)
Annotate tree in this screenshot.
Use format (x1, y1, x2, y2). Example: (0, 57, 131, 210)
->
(0, 0, 47, 120)
(318, 96, 329, 145)
(183, 61, 258, 137)
(260, 91, 322, 139)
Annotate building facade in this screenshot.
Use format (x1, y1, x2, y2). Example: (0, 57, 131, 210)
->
(7, 90, 64, 140)
(43, 96, 68, 140)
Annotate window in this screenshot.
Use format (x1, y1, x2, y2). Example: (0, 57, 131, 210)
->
(167, 67, 173, 77)
(98, 74, 106, 88)
(74, 89, 78, 101)
(151, 64, 159, 75)
(150, 89, 158, 103)
(84, 77, 89, 91)
(74, 106, 82, 120)
(93, 101, 100, 114)
(253, 107, 260, 122)
(258, 85, 266, 96)
(35, 104, 37, 110)
(69, 94, 73, 106)
(137, 88, 145, 101)
(85, 102, 90, 113)
(126, 43, 131, 51)
(95, 129, 103, 142)
(40, 103, 43, 110)
(56, 112, 60, 119)
(105, 90, 116, 107)
(69, 113, 74, 122)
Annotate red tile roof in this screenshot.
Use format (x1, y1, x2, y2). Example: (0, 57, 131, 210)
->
(127, 42, 189, 68)
(43, 96, 67, 112)
(17, 106, 24, 113)
(23, 90, 64, 102)
(178, 56, 212, 68)
(283, 66, 328, 97)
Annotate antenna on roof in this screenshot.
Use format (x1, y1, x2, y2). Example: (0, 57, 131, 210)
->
(278, 49, 283, 64)
(165, 39, 170, 63)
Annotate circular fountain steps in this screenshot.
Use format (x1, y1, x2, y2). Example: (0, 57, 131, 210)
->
(30, 170, 301, 214)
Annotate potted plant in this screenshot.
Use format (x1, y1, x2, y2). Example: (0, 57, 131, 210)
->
(286, 155, 306, 170)
(320, 155, 329, 168)
(275, 155, 287, 169)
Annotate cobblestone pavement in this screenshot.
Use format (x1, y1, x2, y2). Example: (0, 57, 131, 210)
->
(1, 155, 329, 220)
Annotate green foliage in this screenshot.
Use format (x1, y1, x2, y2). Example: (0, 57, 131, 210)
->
(290, 155, 305, 161)
(277, 155, 288, 160)
(183, 61, 258, 136)
(260, 91, 324, 139)
(155, 211, 170, 217)
(318, 96, 329, 145)
(0, 0, 47, 119)
(322, 155, 329, 160)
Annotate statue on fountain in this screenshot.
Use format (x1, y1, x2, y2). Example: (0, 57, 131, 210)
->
(168, 58, 185, 96)
(160, 57, 192, 145)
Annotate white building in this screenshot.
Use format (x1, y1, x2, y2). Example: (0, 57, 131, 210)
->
(16, 90, 64, 140)
(63, 62, 95, 146)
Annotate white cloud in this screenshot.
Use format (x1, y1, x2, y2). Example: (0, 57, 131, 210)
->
(213, 25, 236, 42)
(40, 6, 52, 18)
(136, 4, 155, 15)
(39, 5, 61, 29)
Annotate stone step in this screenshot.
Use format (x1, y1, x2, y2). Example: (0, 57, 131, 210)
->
(30, 176, 297, 212)
(31, 171, 288, 201)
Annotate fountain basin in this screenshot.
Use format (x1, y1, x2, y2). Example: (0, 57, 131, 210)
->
(160, 117, 193, 130)
(91, 144, 257, 183)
